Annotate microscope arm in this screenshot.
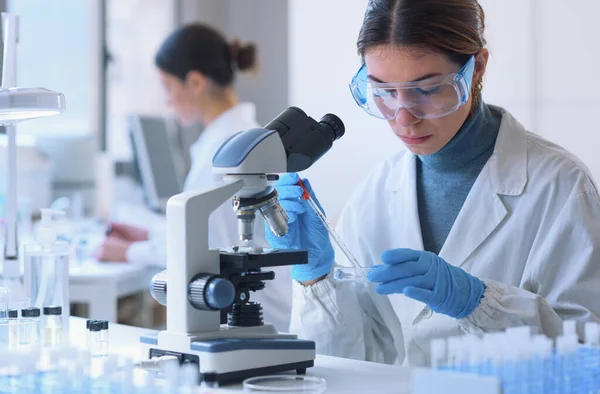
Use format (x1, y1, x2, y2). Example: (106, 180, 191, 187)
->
(165, 178, 245, 334)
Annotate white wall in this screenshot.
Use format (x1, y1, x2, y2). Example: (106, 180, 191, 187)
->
(290, 0, 600, 224)
(481, 0, 600, 182)
(179, 0, 290, 126)
(288, 0, 403, 223)
(106, 0, 175, 161)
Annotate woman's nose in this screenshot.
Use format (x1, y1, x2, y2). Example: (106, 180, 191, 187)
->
(394, 107, 421, 127)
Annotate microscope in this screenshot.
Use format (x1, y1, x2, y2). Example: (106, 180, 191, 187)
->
(140, 106, 345, 384)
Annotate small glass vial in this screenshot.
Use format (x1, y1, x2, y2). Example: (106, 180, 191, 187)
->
(21, 307, 41, 345)
(89, 320, 107, 358)
(43, 305, 62, 348)
(8, 309, 18, 350)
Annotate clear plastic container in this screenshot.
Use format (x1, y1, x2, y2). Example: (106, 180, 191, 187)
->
(243, 375, 327, 393)
(331, 266, 374, 283)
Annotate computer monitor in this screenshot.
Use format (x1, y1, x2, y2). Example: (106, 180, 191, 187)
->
(128, 114, 183, 213)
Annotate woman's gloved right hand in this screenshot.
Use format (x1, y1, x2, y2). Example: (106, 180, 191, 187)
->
(265, 173, 335, 283)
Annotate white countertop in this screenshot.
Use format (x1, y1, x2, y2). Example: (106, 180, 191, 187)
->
(69, 317, 411, 393)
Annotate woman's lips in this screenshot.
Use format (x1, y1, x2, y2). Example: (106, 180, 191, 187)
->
(399, 135, 432, 145)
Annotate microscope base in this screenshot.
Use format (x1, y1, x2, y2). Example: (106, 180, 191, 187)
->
(139, 332, 316, 385)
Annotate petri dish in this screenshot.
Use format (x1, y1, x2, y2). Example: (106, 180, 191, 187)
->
(331, 266, 374, 283)
(243, 375, 326, 393)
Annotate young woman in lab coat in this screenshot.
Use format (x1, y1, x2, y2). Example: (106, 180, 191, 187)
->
(95, 23, 293, 333)
(266, 0, 600, 366)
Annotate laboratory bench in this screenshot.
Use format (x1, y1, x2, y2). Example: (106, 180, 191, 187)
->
(69, 317, 412, 393)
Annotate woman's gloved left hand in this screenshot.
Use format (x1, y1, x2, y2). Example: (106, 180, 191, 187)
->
(367, 248, 486, 319)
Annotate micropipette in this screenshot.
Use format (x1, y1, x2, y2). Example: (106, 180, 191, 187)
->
(296, 180, 367, 278)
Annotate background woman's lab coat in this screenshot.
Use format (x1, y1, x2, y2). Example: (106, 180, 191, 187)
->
(291, 106, 600, 367)
(127, 103, 293, 333)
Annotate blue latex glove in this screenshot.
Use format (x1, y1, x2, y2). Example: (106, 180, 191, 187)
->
(367, 248, 486, 319)
(265, 173, 335, 282)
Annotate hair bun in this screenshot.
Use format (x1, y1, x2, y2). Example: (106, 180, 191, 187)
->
(230, 40, 257, 71)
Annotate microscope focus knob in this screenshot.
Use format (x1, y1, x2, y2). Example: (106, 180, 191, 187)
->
(189, 274, 236, 311)
(150, 270, 168, 306)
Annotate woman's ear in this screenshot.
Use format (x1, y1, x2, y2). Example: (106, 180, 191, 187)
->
(474, 48, 489, 84)
(185, 70, 208, 96)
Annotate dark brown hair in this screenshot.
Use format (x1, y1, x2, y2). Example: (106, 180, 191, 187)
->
(155, 23, 257, 87)
(357, 0, 486, 102)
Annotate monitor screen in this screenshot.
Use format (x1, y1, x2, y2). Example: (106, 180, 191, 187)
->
(128, 115, 182, 212)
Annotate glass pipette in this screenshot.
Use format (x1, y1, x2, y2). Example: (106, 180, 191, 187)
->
(296, 180, 367, 278)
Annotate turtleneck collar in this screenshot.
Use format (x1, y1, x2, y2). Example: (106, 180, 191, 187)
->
(418, 101, 501, 172)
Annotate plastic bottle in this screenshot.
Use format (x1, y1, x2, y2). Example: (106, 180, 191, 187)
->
(24, 208, 70, 336)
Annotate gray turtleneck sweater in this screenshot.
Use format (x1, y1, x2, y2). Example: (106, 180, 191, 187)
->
(417, 102, 502, 254)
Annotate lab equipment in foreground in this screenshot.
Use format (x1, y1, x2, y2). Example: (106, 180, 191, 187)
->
(0, 347, 218, 393)
(143, 106, 345, 385)
(24, 208, 70, 336)
(0, 12, 65, 283)
(412, 320, 600, 394)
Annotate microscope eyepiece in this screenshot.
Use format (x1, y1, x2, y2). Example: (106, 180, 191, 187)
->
(265, 106, 346, 172)
(319, 113, 345, 141)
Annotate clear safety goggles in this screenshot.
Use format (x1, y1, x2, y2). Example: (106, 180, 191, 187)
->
(349, 56, 476, 120)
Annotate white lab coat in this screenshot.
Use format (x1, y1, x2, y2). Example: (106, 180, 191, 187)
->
(127, 103, 293, 333)
(291, 106, 600, 367)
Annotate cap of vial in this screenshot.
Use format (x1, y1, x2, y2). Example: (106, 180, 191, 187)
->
(8, 309, 17, 318)
(89, 321, 102, 332)
(43, 306, 62, 316)
(101, 320, 109, 330)
(21, 307, 40, 318)
(86, 319, 92, 329)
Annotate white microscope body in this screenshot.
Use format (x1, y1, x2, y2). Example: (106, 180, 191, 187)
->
(141, 107, 345, 384)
